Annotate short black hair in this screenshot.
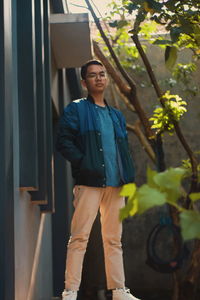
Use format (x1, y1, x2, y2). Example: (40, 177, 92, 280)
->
(81, 59, 104, 80)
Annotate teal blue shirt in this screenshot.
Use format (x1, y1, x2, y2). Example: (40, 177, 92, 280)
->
(96, 104, 121, 187)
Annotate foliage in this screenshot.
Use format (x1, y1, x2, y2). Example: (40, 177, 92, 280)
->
(114, 0, 200, 82)
(165, 46, 177, 71)
(103, 1, 160, 69)
(103, 0, 199, 96)
(172, 63, 198, 97)
(150, 91, 187, 134)
(182, 152, 200, 183)
(126, 0, 200, 60)
(180, 210, 200, 240)
(159, 62, 198, 98)
(120, 167, 200, 241)
(91, 0, 200, 242)
(172, 63, 196, 82)
(104, 22, 139, 68)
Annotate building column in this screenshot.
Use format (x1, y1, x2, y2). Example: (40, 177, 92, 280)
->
(0, 0, 15, 299)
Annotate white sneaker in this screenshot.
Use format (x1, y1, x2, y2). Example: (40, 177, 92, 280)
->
(113, 287, 141, 300)
(62, 290, 77, 300)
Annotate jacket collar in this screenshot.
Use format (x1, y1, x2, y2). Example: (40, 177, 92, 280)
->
(87, 94, 110, 109)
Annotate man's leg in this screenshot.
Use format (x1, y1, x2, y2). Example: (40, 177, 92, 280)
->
(100, 187, 141, 300)
(100, 186, 125, 290)
(64, 186, 103, 291)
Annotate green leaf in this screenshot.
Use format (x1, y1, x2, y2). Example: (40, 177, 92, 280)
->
(119, 183, 138, 221)
(117, 20, 129, 29)
(180, 210, 200, 240)
(125, 2, 139, 14)
(129, 198, 139, 216)
(153, 167, 186, 203)
(119, 196, 138, 221)
(154, 167, 186, 189)
(137, 184, 166, 214)
(120, 183, 136, 198)
(161, 91, 187, 121)
(146, 166, 158, 188)
(109, 20, 118, 28)
(153, 39, 172, 46)
(133, 9, 147, 33)
(179, 18, 195, 35)
(165, 0, 176, 10)
(145, 0, 163, 12)
(140, 21, 157, 39)
(150, 105, 175, 134)
(170, 27, 183, 43)
(189, 193, 200, 202)
(165, 46, 177, 71)
(151, 15, 166, 26)
(193, 25, 200, 46)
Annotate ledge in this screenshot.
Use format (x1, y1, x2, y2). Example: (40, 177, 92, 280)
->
(50, 13, 92, 68)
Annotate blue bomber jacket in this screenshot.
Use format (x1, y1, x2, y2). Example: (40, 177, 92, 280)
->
(56, 95, 135, 187)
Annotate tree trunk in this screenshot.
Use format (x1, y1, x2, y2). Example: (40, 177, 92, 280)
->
(178, 240, 200, 300)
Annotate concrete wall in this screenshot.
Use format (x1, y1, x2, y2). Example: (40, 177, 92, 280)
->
(15, 191, 53, 300)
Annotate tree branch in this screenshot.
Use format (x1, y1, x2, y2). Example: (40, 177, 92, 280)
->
(93, 41, 131, 97)
(113, 82, 136, 113)
(132, 33, 198, 190)
(93, 40, 154, 140)
(85, 0, 166, 171)
(85, 0, 137, 91)
(127, 121, 156, 163)
(132, 34, 163, 98)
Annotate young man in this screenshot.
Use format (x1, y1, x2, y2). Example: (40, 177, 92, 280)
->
(56, 60, 140, 300)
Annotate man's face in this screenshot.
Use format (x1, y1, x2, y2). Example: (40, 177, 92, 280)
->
(82, 64, 108, 94)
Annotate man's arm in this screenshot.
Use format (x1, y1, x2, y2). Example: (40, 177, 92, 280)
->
(56, 102, 84, 165)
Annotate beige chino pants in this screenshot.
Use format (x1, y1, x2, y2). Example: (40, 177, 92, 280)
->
(65, 185, 125, 291)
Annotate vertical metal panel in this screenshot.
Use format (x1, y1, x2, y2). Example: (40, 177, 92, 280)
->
(30, 0, 48, 203)
(0, 0, 15, 299)
(52, 69, 75, 296)
(17, 0, 38, 190)
(52, 123, 74, 296)
(66, 68, 82, 100)
(40, 0, 54, 212)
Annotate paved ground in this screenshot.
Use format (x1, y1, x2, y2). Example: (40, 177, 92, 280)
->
(52, 290, 172, 300)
